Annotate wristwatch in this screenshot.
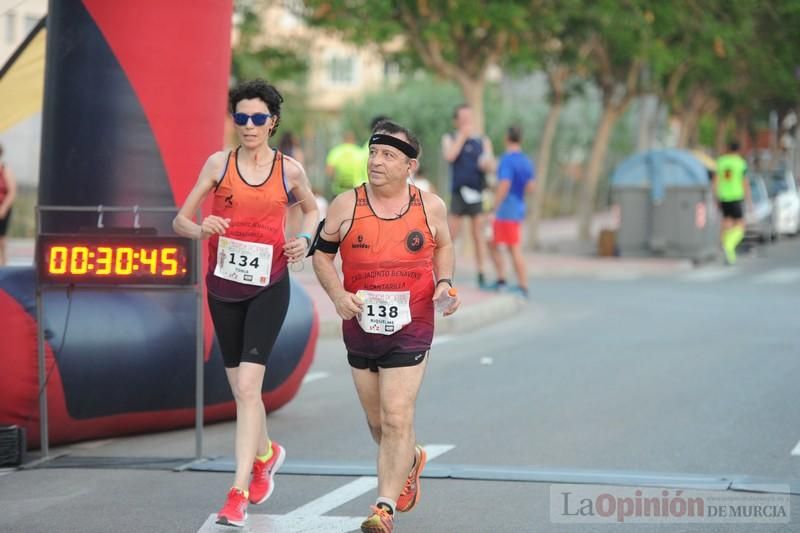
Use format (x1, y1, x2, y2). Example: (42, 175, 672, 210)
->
(436, 278, 453, 288)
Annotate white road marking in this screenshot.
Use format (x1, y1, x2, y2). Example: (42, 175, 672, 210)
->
(681, 267, 738, 282)
(751, 268, 800, 284)
(432, 335, 454, 347)
(284, 476, 378, 518)
(791, 440, 800, 457)
(197, 513, 363, 532)
(285, 444, 455, 517)
(0, 468, 14, 477)
(197, 444, 456, 533)
(301, 372, 329, 385)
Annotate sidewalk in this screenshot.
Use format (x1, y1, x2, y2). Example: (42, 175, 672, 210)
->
(5, 212, 691, 339)
(449, 211, 691, 283)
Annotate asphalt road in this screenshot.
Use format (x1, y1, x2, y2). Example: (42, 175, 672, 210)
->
(2, 237, 800, 532)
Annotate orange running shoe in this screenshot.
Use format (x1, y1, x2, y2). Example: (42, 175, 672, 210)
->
(216, 487, 248, 527)
(360, 505, 394, 533)
(396, 444, 427, 512)
(249, 441, 286, 504)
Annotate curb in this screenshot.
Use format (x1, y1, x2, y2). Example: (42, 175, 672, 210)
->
(316, 293, 525, 340)
(434, 293, 525, 335)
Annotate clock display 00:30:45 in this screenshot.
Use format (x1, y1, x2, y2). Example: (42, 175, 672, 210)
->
(46, 245, 184, 276)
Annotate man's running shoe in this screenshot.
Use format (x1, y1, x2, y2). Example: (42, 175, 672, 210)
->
(249, 442, 286, 504)
(396, 444, 426, 512)
(360, 505, 394, 533)
(216, 487, 248, 527)
(509, 285, 529, 299)
(486, 280, 507, 291)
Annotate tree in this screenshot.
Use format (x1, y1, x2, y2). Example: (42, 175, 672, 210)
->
(302, 0, 531, 134)
(651, 1, 752, 151)
(230, 0, 311, 136)
(232, 0, 308, 84)
(526, 65, 569, 248)
(515, 0, 591, 248)
(654, 0, 800, 161)
(338, 76, 463, 192)
(575, 1, 654, 240)
(338, 74, 549, 194)
(740, 0, 800, 167)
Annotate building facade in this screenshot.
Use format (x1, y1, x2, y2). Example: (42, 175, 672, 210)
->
(1, 0, 46, 65)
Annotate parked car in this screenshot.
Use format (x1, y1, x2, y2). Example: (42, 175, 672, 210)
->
(744, 175, 777, 242)
(762, 169, 800, 235)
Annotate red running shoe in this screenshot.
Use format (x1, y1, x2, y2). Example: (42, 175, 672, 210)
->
(216, 487, 248, 527)
(360, 505, 394, 533)
(249, 441, 286, 504)
(396, 444, 426, 512)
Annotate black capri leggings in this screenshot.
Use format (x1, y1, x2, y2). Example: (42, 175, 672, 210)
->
(208, 274, 291, 368)
(0, 208, 12, 236)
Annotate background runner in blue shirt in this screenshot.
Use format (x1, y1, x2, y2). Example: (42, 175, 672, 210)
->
(488, 126, 535, 298)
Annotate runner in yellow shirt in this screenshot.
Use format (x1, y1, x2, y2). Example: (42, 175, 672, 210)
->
(326, 131, 367, 196)
(713, 142, 751, 265)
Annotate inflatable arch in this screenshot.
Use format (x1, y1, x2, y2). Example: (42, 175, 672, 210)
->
(0, 0, 317, 447)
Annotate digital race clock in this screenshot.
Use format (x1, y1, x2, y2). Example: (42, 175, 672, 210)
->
(37, 234, 197, 286)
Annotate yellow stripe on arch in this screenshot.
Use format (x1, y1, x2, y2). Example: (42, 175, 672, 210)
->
(0, 25, 46, 133)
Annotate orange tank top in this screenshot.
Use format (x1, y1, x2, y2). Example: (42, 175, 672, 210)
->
(340, 184, 435, 357)
(207, 148, 289, 301)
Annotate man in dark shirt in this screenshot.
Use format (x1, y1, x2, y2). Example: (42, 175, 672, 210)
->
(441, 104, 495, 287)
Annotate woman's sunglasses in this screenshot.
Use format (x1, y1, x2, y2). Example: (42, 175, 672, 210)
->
(232, 112, 272, 126)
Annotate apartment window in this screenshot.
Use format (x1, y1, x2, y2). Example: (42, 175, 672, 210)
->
(328, 55, 356, 85)
(384, 61, 400, 81)
(4, 12, 15, 44)
(280, 11, 300, 29)
(281, 0, 303, 28)
(24, 15, 39, 34)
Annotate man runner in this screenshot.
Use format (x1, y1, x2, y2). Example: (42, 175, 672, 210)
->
(714, 142, 751, 264)
(313, 120, 460, 532)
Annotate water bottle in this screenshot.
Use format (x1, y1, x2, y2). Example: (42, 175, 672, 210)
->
(434, 287, 458, 314)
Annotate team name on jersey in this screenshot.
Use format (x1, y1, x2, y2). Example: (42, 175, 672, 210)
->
(351, 234, 370, 249)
